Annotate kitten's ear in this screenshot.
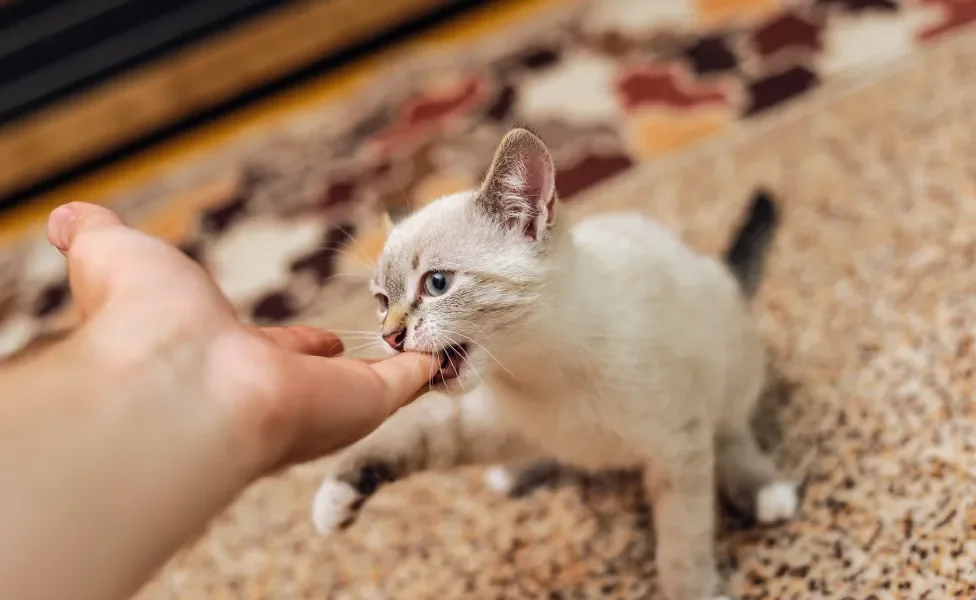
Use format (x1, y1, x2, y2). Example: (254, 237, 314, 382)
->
(478, 128, 557, 241)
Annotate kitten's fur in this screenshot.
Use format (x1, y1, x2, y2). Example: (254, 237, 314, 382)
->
(312, 128, 796, 600)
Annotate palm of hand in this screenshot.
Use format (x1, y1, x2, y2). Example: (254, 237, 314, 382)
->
(48, 203, 435, 475)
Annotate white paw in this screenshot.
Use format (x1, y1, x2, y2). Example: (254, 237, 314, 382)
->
(311, 479, 360, 535)
(483, 466, 513, 493)
(756, 481, 798, 524)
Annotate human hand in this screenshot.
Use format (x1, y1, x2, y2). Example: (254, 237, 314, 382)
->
(0, 202, 438, 600)
(46, 201, 437, 474)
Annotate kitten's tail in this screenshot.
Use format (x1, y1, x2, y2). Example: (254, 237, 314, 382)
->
(724, 189, 780, 299)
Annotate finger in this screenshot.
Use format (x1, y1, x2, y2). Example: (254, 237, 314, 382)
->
(47, 202, 126, 254)
(271, 352, 438, 465)
(369, 352, 442, 409)
(258, 326, 344, 357)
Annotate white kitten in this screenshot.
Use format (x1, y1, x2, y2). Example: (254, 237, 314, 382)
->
(311, 128, 796, 600)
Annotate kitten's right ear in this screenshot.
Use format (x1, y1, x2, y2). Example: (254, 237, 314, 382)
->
(477, 127, 557, 242)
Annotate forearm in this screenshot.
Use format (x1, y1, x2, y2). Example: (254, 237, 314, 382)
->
(0, 334, 253, 600)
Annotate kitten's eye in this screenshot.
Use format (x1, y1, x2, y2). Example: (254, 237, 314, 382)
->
(422, 271, 454, 297)
(375, 293, 389, 312)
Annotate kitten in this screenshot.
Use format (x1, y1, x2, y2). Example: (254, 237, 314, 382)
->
(312, 128, 796, 600)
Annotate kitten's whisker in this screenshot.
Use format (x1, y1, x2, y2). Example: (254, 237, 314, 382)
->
(325, 271, 370, 282)
(408, 350, 426, 401)
(398, 185, 415, 215)
(337, 337, 383, 344)
(340, 340, 385, 357)
(440, 328, 514, 379)
(317, 246, 376, 272)
(326, 329, 383, 336)
(340, 340, 384, 352)
(328, 226, 378, 271)
(433, 332, 469, 393)
(455, 342, 486, 388)
(526, 295, 554, 310)
(443, 342, 461, 393)
(332, 332, 382, 339)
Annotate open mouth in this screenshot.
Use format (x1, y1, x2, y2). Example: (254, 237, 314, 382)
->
(431, 343, 468, 384)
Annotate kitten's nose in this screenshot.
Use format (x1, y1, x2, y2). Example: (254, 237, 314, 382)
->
(383, 327, 407, 352)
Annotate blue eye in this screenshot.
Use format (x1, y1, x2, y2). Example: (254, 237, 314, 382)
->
(422, 271, 453, 296)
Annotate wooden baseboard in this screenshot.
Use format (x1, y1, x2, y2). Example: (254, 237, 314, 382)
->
(0, 0, 461, 200)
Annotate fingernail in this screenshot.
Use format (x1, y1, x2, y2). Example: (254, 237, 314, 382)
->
(49, 204, 77, 251)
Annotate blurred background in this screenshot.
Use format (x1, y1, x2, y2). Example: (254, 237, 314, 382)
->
(4, 0, 976, 597)
(0, 0, 487, 208)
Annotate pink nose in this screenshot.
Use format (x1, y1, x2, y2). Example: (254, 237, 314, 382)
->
(383, 328, 406, 352)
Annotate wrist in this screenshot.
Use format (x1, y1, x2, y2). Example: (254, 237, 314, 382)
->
(0, 326, 257, 600)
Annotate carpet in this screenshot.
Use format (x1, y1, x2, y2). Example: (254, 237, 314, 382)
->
(3, 0, 976, 597)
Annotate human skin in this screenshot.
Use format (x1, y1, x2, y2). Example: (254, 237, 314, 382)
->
(0, 202, 436, 600)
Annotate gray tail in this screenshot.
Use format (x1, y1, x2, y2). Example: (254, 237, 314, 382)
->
(724, 189, 780, 299)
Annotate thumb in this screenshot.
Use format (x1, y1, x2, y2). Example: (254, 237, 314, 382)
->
(46, 203, 128, 318)
(47, 202, 126, 254)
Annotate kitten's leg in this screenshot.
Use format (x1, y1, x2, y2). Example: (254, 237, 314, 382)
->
(716, 425, 797, 524)
(312, 386, 536, 534)
(644, 445, 724, 600)
(487, 458, 571, 498)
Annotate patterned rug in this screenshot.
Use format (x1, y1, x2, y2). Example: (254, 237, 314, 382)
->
(5, 0, 976, 597)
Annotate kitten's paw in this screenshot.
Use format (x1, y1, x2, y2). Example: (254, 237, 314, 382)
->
(311, 479, 361, 535)
(311, 462, 398, 534)
(756, 481, 798, 524)
(483, 466, 514, 493)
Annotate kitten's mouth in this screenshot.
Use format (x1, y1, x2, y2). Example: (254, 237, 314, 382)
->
(431, 343, 468, 383)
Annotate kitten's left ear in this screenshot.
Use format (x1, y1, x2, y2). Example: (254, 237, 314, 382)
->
(478, 128, 557, 241)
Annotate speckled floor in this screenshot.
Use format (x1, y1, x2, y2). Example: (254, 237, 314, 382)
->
(129, 31, 976, 599)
